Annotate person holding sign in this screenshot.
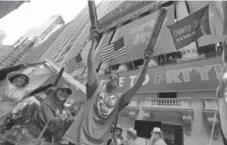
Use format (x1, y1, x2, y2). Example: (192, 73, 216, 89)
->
(62, 27, 153, 145)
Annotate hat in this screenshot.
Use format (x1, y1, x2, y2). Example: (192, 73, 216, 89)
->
(116, 127, 123, 133)
(58, 85, 72, 95)
(151, 127, 162, 134)
(127, 128, 137, 138)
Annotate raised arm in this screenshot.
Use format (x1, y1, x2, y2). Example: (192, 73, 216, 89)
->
(119, 51, 153, 110)
(27, 84, 54, 97)
(86, 30, 100, 98)
(0, 64, 27, 81)
(87, 30, 99, 86)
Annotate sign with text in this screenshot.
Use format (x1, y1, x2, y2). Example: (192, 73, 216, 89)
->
(94, 57, 223, 93)
(168, 5, 211, 50)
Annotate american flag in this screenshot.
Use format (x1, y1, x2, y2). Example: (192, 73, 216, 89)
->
(223, 38, 227, 62)
(65, 53, 85, 73)
(100, 37, 126, 63)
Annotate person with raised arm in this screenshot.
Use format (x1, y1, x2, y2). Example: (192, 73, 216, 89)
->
(0, 62, 53, 128)
(0, 64, 31, 125)
(62, 29, 154, 145)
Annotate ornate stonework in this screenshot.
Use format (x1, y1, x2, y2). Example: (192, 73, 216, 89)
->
(120, 99, 139, 126)
(203, 111, 220, 140)
(181, 112, 194, 136)
(203, 98, 220, 140)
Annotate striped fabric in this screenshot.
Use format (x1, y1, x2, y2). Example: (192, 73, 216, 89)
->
(100, 37, 126, 63)
(65, 53, 85, 73)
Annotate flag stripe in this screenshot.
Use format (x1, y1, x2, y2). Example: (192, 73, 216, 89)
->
(101, 48, 126, 63)
(64, 53, 85, 73)
(100, 37, 126, 63)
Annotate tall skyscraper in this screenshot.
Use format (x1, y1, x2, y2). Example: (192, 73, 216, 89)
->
(0, 45, 13, 64)
(1, 15, 65, 67)
(36, 15, 65, 42)
(13, 15, 65, 47)
(1, 38, 37, 67)
(39, 1, 123, 66)
(0, 30, 6, 44)
(18, 23, 70, 64)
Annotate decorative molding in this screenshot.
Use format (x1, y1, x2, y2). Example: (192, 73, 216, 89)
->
(206, 115, 220, 140)
(203, 98, 220, 140)
(120, 99, 139, 126)
(181, 112, 194, 136)
(98, 1, 171, 33)
(120, 108, 140, 127)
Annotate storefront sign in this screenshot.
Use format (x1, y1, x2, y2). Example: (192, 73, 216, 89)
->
(96, 57, 223, 93)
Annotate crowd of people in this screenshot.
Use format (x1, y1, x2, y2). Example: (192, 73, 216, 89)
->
(0, 27, 170, 145)
(0, 2, 226, 145)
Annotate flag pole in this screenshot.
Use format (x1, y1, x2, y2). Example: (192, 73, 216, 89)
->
(216, 1, 227, 143)
(81, 0, 100, 77)
(145, 7, 167, 54)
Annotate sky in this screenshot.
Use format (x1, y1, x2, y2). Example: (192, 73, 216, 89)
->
(0, 0, 101, 45)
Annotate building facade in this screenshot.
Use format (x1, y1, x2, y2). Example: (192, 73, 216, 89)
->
(1, 38, 37, 67)
(0, 45, 13, 65)
(39, 1, 123, 67)
(13, 15, 65, 47)
(1, 15, 65, 67)
(18, 23, 69, 64)
(67, 1, 225, 145)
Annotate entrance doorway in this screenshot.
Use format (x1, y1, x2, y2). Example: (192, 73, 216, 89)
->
(134, 120, 184, 145)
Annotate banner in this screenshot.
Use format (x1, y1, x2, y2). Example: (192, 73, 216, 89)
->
(108, 5, 176, 65)
(91, 57, 223, 93)
(168, 5, 211, 50)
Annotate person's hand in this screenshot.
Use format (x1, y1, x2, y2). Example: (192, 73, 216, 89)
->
(20, 63, 29, 69)
(144, 50, 153, 60)
(90, 29, 100, 42)
(144, 50, 153, 66)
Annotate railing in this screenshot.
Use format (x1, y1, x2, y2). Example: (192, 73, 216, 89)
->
(143, 98, 192, 111)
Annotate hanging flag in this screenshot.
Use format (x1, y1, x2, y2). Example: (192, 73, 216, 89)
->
(100, 37, 126, 63)
(223, 1, 227, 35)
(168, 5, 211, 50)
(64, 53, 85, 73)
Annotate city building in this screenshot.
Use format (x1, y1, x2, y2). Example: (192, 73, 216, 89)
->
(39, 1, 124, 67)
(0, 45, 13, 64)
(37, 15, 65, 43)
(61, 1, 225, 145)
(1, 15, 65, 67)
(1, 38, 37, 67)
(18, 22, 70, 64)
(0, 1, 29, 19)
(13, 15, 65, 47)
(0, 30, 6, 44)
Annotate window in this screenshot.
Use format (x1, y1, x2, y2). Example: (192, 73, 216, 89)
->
(158, 92, 177, 98)
(133, 59, 144, 69)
